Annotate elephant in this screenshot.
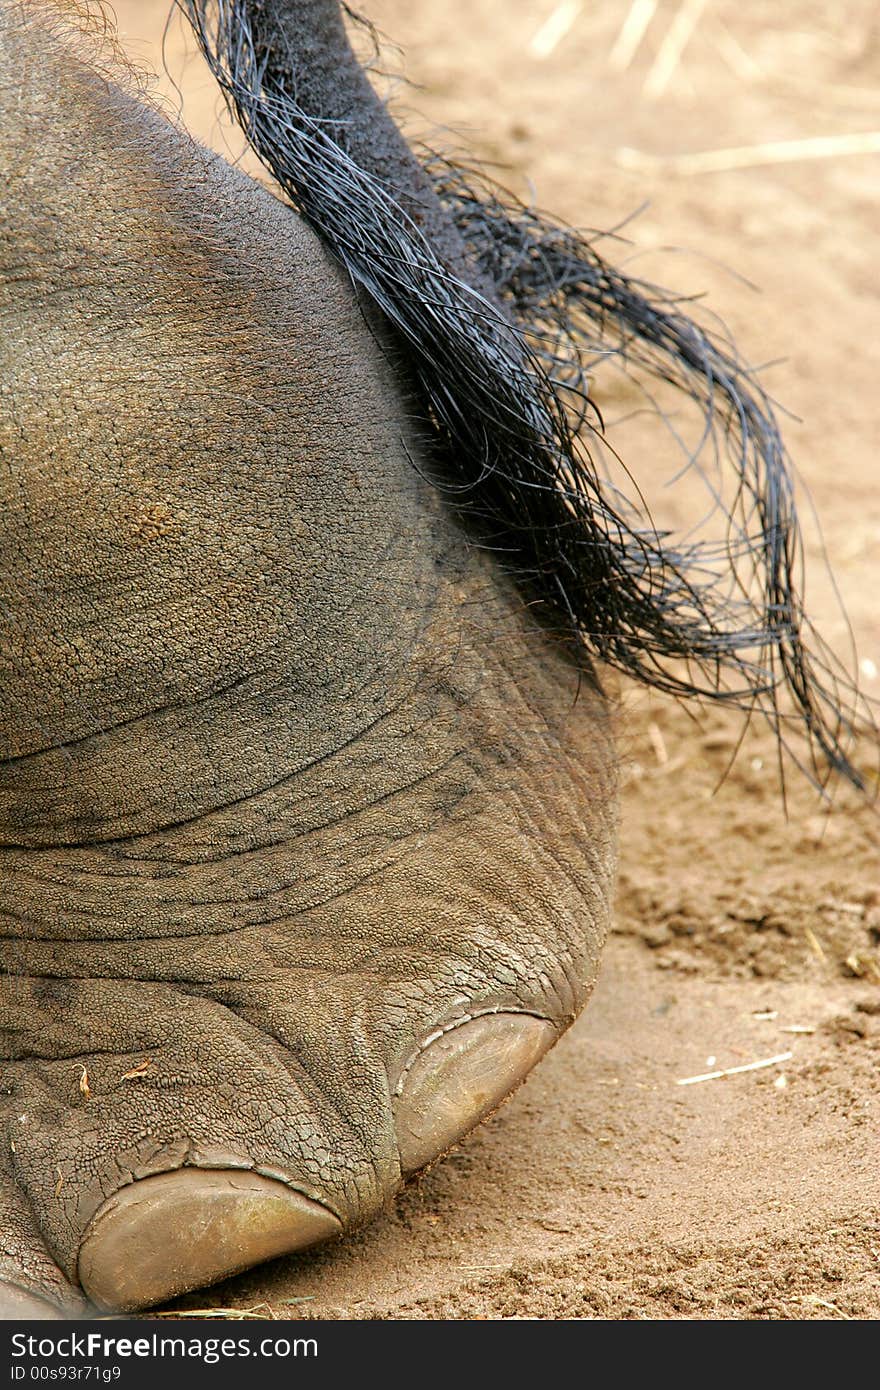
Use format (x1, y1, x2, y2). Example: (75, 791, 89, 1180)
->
(0, 0, 870, 1315)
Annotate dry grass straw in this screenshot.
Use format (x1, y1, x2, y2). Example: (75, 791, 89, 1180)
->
(676, 1050, 793, 1085)
(528, 1, 584, 60)
(618, 130, 880, 176)
(642, 0, 709, 99)
(608, 0, 659, 72)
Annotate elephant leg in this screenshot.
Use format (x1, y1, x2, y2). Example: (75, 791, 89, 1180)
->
(0, 3, 616, 1312)
(2, 641, 614, 1313)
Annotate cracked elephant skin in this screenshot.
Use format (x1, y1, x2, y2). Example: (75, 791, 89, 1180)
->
(0, 4, 617, 1313)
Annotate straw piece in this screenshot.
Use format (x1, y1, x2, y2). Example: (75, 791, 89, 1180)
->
(618, 129, 880, 176)
(676, 1050, 792, 1085)
(801, 1296, 852, 1320)
(642, 0, 708, 99)
(528, 1, 583, 60)
(608, 0, 658, 73)
(153, 1305, 275, 1319)
(804, 927, 827, 963)
(648, 721, 669, 766)
(710, 19, 762, 82)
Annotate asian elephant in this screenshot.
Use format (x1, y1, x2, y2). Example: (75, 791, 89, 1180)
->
(0, 0, 869, 1315)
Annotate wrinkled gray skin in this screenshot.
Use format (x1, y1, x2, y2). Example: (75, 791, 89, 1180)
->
(0, 3, 615, 1314)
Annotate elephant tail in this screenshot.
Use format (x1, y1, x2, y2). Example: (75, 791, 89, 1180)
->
(181, 0, 876, 795)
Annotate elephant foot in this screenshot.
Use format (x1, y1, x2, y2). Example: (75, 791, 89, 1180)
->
(0, 1012, 556, 1312)
(0, 897, 599, 1313)
(66, 1013, 553, 1311)
(1, 576, 612, 1314)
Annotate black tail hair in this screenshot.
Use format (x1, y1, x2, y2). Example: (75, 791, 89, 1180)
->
(180, 0, 876, 794)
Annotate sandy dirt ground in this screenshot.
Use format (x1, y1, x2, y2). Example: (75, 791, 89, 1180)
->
(107, 0, 880, 1318)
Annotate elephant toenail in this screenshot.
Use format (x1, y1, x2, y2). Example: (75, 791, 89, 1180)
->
(0, 1282, 64, 1319)
(393, 1012, 556, 1174)
(77, 1169, 342, 1311)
